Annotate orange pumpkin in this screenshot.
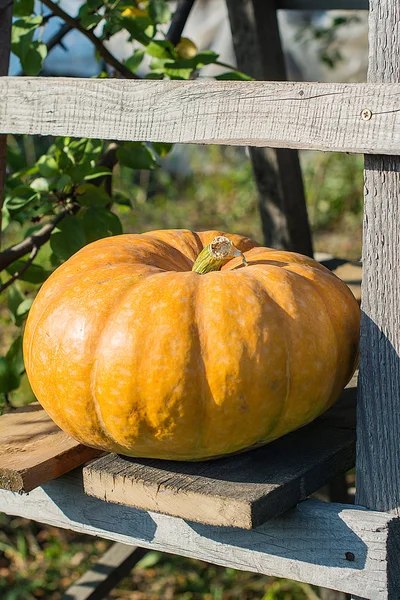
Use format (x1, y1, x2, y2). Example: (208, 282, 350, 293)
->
(23, 229, 360, 460)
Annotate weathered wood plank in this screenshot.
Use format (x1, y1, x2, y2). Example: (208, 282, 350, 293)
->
(226, 0, 313, 255)
(61, 543, 147, 600)
(0, 404, 101, 493)
(0, 470, 396, 600)
(357, 0, 400, 517)
(356, 0, 400, 597)
(1, 78, 400, 154)
(83, 382, 356, 529)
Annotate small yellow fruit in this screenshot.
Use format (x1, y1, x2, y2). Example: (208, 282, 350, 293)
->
(176, 37, 198, 59)
(122, 7, 148, 18)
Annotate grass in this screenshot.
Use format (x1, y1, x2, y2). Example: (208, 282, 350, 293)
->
(0, 142, 363, 599)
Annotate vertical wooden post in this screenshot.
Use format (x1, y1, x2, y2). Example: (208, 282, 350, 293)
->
(356, 1, 400, 596)
(0, 0, 13, 245)
(356, 0, 400, 515)
(225, 0, 313, 256)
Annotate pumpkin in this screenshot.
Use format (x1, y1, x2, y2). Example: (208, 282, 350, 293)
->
(23, 229, 360, 461)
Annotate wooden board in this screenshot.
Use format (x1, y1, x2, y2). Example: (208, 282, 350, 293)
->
(61, 543, 147, 600)
(0, 471, 396, 600)
(83, 380, 356, 529)
(0, 404, 101, 493)
(2, 78, 400, 155)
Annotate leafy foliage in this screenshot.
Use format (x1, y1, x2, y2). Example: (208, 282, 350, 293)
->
(0, 0, 251, 400)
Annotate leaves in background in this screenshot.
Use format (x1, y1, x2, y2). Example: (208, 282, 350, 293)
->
(6, 261, 50, 284)
(117, 142, 157, 170)
(8, 285, 33, 327)
(20, 41, 47, 76)
(13, 0, 34, 17)
(11, 16, 42, 59)
(50, 215, 86, 261)
(82, 207, 122, 243)
(148, 0, 171, 25)
(76, 183, 111, 207)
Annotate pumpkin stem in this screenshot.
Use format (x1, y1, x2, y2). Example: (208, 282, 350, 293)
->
(192, 236, 248, 274)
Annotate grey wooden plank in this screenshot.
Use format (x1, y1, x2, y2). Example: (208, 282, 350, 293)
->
(226, 0, 313, 256)
(277, 0, 368, 9)
(356, 0, 400, 597)
(0, 472, 395, 600)
(61, 543, 147, 600)
(357, 0, 400, 517)
(83, 382, 356, 529)
(2, 78, 400, 154)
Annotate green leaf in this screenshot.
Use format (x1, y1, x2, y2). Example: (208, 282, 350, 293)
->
(1, 208, 10, 232)
(80, 13, 102, 30)
(56, 174, 73, 192)
(117, 142, 157, 170)
(125, 49, 145, 73)
(83, 166, 112, 180)
(6, 336, 24, 376)
(146, 40, 175, 59)
(13, 0, 34, 17)
(82, 207, 122, 243)
(6, 261, 50, 284)
(0, 357, 20, 394)
(38, 155, 60, 178)
(144, 72, 164, 80)
(7, 143, 26, 171)
(76, 183, 111, 207)
(50, 215, 86, 261)
(122, 16, 153, 45)
(21, 41, 47, 76)
(163, 51, 219, 72)
(30, 177, 49, 192)
(7, 285, 31, 326)
(136, 551, 162, 570)
(87, 0, 103, 8)
(148, 0, 171, 24)
(152, 142, 173, 157)
(16, 298, 33, 320)
(215, 71, 253, 81)
(5, 185, 38, 213)
(11, 16, 42, 60)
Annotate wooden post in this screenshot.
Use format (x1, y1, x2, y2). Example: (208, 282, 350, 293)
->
(0, 0, 13, 245)
(225, 0, 313, 256)
(356, 0, 400, 596)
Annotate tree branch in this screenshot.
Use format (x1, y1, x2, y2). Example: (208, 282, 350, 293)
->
(0, 206, 72, 273)
(0, 143, 119, 275)
(166, 0, 196, 45)
(47, 22, 73, 53)
(40, 0, 140, 79)
(0, 246, 38, 294)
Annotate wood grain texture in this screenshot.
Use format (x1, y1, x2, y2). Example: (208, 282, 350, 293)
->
(0, 0, 13, 240)
(0, 404, 101, 493)
(61, 543, 147, 600)
(356, 0, 400, 516)
(2, 78, 400, 154)
(0, 470, 396, 600)
(226, 0, 313, 256)
(83, 382, 356, 529)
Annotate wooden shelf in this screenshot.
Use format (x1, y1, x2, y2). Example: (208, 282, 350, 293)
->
(83, 379, 356, 529)
(0, 403, 101, 493)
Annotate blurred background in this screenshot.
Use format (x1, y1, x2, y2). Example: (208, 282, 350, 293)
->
(1, 0, 365, 598)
